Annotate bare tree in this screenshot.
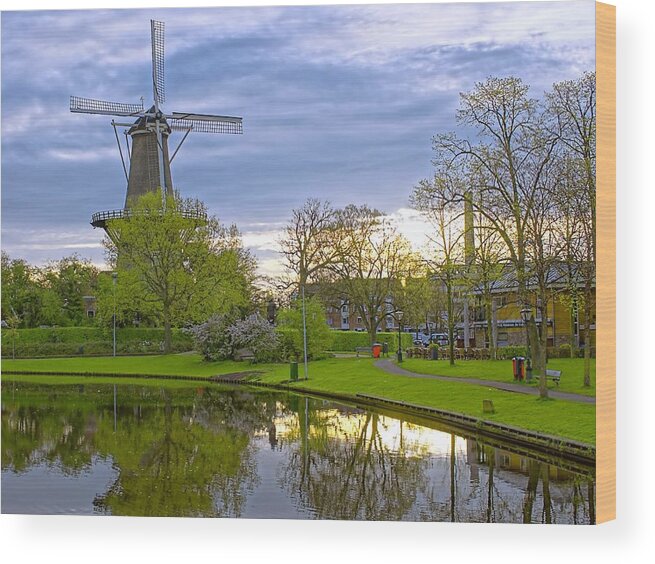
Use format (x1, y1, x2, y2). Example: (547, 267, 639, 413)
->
(471, 207, 507, 360)
(279, 198, 342, 289)
(327, 205, 415, 346)
(412, 178, 465, 365)
(547, 72, 596, 387)
(279, 198, 343, 377)
(428, 77, 560, 390)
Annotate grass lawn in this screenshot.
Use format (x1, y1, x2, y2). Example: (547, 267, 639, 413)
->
(400, 358, 596, 397)
(2, 354, 595, 445)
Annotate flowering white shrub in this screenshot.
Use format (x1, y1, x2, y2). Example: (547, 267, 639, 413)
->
(228, 313, 279, 363)
(185, 313, 234, 361)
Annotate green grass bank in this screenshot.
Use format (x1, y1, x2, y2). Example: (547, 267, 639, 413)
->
(2, 354, 595, 445)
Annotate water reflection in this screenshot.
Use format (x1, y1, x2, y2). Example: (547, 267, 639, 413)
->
(1, 380, 595, 523)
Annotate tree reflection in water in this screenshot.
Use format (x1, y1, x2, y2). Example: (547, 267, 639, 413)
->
(278, 400, 595, 524)
(2, 381, 595, 523)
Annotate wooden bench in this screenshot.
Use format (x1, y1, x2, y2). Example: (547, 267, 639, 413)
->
(545, 369, 562, 386)
(235, 348, 255, 361)
(355, 346, 371, 357)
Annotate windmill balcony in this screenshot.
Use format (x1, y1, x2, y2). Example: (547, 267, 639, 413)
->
(91, 207, 208, 228)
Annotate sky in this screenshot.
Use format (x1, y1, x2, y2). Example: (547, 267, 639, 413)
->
(1, 0, 596, 277)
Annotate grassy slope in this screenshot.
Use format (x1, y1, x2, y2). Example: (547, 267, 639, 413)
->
(400, 358, 596, 397)
(2, 354, 595, 444)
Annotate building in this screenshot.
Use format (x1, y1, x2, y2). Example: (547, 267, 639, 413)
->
(320, 263, 595, 353)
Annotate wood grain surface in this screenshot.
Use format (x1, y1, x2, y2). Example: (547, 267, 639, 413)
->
(596, 1, 616, 524)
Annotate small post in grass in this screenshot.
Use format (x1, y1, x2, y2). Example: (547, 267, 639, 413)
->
(482, 399, 495, 414)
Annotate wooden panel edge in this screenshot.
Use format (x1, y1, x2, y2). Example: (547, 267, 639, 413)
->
(595, 0, 616, 524)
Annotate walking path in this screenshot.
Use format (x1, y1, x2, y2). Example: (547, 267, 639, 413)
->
(374, 359, 595, 404)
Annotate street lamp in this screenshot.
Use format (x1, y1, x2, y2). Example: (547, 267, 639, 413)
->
(396, 310, 404, 363)
(112, 272, 118, 358)
(520, 305, 532, 381)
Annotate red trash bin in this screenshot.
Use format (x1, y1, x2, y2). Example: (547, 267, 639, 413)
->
(372, 344, 382, 358)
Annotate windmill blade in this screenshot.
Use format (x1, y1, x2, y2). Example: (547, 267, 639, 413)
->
(151, 20, 165, 104)
(70, 96, 144, 117)
(168, 112, 243, 134)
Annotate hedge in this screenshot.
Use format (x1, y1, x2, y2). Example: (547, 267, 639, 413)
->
(327, 331, 414, 352)
(1, 327, 193, 358)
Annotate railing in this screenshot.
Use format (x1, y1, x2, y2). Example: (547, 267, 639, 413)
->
(91, 208, 208, 225)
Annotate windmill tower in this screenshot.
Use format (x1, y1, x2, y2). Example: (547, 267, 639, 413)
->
(71, 20, 243, 240)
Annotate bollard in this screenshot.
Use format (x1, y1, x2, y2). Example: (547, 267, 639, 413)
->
(482, 399, 495, 414)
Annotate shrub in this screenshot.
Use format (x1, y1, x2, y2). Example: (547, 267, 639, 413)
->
(277, 297, 332, 361)
(228, 313, 279, 363)
(495, 346, 527, 360)
(558, 343, 573, 358)
(185, 314, 235, 361)
(275, 326, 302, 361)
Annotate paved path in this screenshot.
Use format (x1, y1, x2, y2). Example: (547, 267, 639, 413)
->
(374, 359, 595, 404)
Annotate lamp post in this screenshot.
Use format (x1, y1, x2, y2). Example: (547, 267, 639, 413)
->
(301, 283, 309, 380)
(396, 310, 404, 363)
(112, 272, 117, 358)
(520, 305, 532, 381)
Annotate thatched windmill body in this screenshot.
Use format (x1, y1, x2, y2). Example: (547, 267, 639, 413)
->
(71, 20, 243, 242)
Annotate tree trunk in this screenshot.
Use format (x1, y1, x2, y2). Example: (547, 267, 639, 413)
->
(486, 298, 496, 360)
(447, 283, 455, 365)
(528, 316, 547, 399)
(583, 281, 593, 387)
(163, 306, 172, 354)
(570, 302, 577, 358)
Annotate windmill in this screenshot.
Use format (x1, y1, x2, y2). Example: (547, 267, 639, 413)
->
(71, 20, 243, 240)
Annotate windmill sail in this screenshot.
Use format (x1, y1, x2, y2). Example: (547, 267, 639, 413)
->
(151, 20, 165, 105)
(70, 96, 144, 117)
(169, 112, 243, 134)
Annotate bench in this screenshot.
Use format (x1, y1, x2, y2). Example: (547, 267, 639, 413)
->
(545, 369, 562, 386)
(234, 348, 255, 361)
(355, 346, 371, 357)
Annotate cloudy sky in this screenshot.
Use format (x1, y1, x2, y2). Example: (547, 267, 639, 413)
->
(1, 0, 595, 276)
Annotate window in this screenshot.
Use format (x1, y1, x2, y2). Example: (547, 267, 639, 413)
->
(87, 310, 95, 318)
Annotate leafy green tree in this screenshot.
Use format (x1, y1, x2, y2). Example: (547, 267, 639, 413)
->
(1, 252, 62, 327)
(102, 191, 257, 352)
(43, 254, 99, 326)
(277, 296, 331, 360)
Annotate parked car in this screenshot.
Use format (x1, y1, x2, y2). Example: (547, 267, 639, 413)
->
(430, 333, 449, 346)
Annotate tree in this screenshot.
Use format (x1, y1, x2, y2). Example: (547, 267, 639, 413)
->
(104, 190, 256, 353)
(279, 198, 343, 377)
(277, 296, 332, 361)
(279, 198, 342, 289)
(412, 179, 465, 365)
(471, 208, 507, 360)
(395, 272, 432, 339)
(1, 252, 62, 327)
(427, 77, 561, 393)
(43, 254, 99, 326)
(547, 72, 596, 387)
(327, 205, 415, 346)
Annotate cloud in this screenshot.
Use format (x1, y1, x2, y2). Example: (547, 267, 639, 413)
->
(1, 2, 595, 270)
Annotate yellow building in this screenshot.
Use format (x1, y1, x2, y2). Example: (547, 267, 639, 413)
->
(467, 265, 596, 354)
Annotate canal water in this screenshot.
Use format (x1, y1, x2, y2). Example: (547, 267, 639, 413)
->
(1, 380, 595, 523)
